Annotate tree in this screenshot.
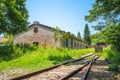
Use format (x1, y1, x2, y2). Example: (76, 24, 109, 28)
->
(85, 0, 120, 23)
(0, 0, 29, 35)
(85, 0, 120, 51)
(91, 32, 107, 45)
(84, 24, 91, 45)
(52, 27, 71, 47)
(77, 32, 81, 39)
(52, 26, 61, 42)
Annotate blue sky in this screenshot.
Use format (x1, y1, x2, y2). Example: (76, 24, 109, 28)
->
(26, 0, 97, 37)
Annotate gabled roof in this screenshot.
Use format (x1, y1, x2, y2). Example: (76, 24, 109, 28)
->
(69, 36, 84, 42)
(29, 21, 55, 31)
(14, 21, 54, 37)
(15, 21, 85, 43)
(30, 22, 84, 42)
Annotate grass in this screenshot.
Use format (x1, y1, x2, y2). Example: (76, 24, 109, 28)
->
(100, 46, 120, 72)
(0, 47, 94, 73)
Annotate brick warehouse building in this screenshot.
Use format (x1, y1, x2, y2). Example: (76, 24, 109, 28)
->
(14, 21, 86, 49)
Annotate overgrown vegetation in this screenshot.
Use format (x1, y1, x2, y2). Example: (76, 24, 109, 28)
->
(85, 0, 120, 72)
(101, 46, 120, 72)
(85, 0, 120, 52)
(0, 44, 94, 73)
(91, 32, 107, 45)
(0, 36, 37, 62)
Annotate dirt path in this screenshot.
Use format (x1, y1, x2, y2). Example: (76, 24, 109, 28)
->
(88, 58, 120, 80)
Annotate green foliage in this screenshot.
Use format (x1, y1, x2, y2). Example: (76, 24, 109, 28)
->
(0, 47, 94, 72)
(0, 0, 29, 35)
(77, 32, 81, 39)
(101, 46, 120, 72)
(52, 27, 72, 42)
(61, 32, 71, 41)
(0, 45, 37, 62)
(84, 24, 91, 45)
(52, 26, 78, 43)
(0, 36, 37, 62)
(92, 22, 106, 31)
(91, 32, 107, 45)
(52, 26, 61, 41)
(85, 0, 120, 52)
(103, 24, 120, 51)
(0, 35, 14, 61)
(108, 63, 119, 71)
(0, 46, 14, 61)
(85, 0, 120, 23)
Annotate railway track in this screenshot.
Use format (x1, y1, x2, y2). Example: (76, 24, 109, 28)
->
(11, 53, 98, 80)
(67, 56, 99, 80)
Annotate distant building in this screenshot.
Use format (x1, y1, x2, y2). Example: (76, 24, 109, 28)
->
(0, 37, 8, 46)
(14, 21, 86, 49)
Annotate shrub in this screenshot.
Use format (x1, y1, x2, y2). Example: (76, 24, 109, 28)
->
(0, 47, 94, 72)
(0, 42, 38, 62)
(101, 46, 120, 72)
(108, 63, 118, 71)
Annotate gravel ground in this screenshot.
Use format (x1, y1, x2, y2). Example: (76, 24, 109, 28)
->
(0, 55, 93, 80)
(0, 68, 29, 80)
(1, 56, 118, 80)
(24, 58, 90, 80)
(87, 58, 119, 80)
(68, 57, 120, 80)
(68, 65, 89, 80)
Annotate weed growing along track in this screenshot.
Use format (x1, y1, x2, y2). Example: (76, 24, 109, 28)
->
(0, 48, 94, 79)
(11, 53, 97, 80)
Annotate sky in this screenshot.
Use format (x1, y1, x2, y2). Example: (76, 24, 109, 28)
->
(26, 0, 97, 38)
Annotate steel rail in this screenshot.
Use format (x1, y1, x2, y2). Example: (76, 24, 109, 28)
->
(10, 53, 94, 80)
(61, 56, 99, 80)
(62, 53, 94, 65)
(61, 61, 90, 80)
(81, 56, 99, 80)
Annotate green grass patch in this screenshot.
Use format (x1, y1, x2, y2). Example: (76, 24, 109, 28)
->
(100, 46, 120, 72)
(0, 47, 94, 73)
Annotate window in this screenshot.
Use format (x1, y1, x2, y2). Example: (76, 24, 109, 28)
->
(33, 42, 39, 46)
(66, 39, 68, 47)
(62, 39, 68, 47)
(34, 27, 38, 33)
(74, 42, 76, 48)
(77, 43, 79, 48)
(71, 39, 73, 49)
